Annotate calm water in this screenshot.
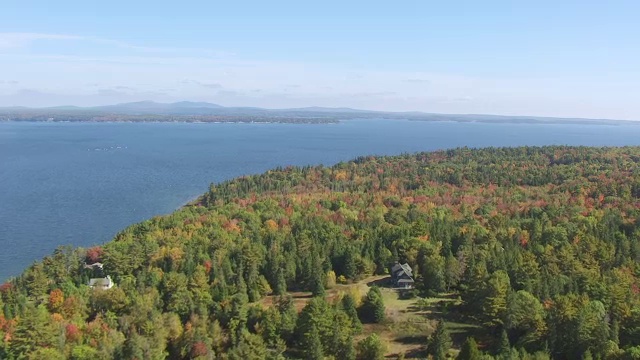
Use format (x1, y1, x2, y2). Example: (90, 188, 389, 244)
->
(2, 119, 640, 280)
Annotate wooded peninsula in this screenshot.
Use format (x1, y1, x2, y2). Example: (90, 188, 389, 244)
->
(2, 146, 640, 359)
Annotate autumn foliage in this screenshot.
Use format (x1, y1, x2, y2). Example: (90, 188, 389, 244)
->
(2, 146, 640, 359)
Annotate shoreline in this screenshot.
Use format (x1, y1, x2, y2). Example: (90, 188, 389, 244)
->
(0, 119, 339, 125)
(2, 117, 638, 126)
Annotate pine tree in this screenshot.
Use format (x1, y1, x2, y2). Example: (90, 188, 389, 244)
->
(276, 295, 297, 344)
(482, 270, 511, 327)
(310, 256, 326, 297)
(340, 334, 357, 360)
(295, 297, 333, 352)
(275, 269, 287, 295)
(344, 247, 357, 280)
(428, 320, 452, 360)
(610, 318, 620, 345)
(302, 325, 324, 360)
(341, 293, 362, 332)
(359, 287, 385, 323)
(497, 329, 511, 359)
(457, 337, 481, 360)
(311, 270, 325, 297)
(356, 333, 385, 360)
(8, 305, 61, 358)
(331, 314, 357, 360)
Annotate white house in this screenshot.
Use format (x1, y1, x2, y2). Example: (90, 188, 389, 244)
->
(88, 275, 114, 290)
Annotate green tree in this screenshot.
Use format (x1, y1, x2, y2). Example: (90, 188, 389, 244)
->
(421, 246, 446, 295)
(27, 347, 65, 360)
(301, 325, 324, 360)
(162, 272, 193, 318)
(228, 331, 268, 360)
(428, 320, 452, 360)
(457, 337, 482, 360)
(90, 287, 130, 315)
(359, 286, 385, 323)
(8, 305, 61, 358)
(70, 345, 99, 360)
(341, 293, 362, 332)
(24, 263, 49, 301)
(482, 270, 511, 327)
(310, 270, 325, 297)
(506, 290, 546, 347)
(330, 311, 357, 360)
(189, 265, 213, 314)
(276, 295, 297, 343)
(296, 297, 333, 352)
(577, 300, 610, 358)
(497, 329, 511, 359)
(356, 333, 385, 360)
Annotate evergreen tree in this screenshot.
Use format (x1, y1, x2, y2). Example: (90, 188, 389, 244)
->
(341, 293, 362, 332)
(276, 295, 297, 344)
(483, 270, 511, 328)
(457, 337, 482, 360)
(301, 325, 324, 360)
(356, 333, 385, 360)
(343, 247, 357, 280)
(70, 345, 100, 360)
(505, 290, 546, 347)
(8, 305, 61, 358)
(428, 320, 452, 360)
(27, 347, 65, 360)
(24, 263, 49, 301)
(463, 259, 489, 314)
(310, 270, 325, 297)
(295, 297, 333, 352)
(421, 247, 446, 295)
(331, 314, 357, 360)
(359, 286, 385, 323)
(310, 257, 326, 297)
(274, 269, 287, 296)
(497, 329, 511, 359)
(228, 331, 268, 360)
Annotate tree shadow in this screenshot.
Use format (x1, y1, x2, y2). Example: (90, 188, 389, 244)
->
(404, 295, 489, 350)
(366, 276, 392, 288)
(394, 334, 429, 345)
(394, 346, 428, 359)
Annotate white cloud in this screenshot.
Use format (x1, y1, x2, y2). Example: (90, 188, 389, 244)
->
(0, 33, 82, 49)
(0, 32, 233, 58)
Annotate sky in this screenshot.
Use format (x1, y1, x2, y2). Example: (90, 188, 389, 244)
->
(0, 1, 639, 119)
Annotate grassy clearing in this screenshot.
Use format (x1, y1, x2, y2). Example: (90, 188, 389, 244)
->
(260, 275, 481, 358)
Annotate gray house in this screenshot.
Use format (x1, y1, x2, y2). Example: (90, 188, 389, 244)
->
(391, 262, 415, 289)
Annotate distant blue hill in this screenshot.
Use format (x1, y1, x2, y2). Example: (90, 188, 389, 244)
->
(93, 101, 225, 114)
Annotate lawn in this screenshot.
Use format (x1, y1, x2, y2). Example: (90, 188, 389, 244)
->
(260, 275, 481, 358)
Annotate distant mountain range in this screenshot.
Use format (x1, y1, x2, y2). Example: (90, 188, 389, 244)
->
(0, 100, 637, 125)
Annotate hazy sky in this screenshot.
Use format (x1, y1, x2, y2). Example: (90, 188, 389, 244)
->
(1, 1, 638, 119)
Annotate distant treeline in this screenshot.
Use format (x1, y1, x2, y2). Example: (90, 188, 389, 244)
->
(0, 112, 338, 124)
(2, 105, 637, 125)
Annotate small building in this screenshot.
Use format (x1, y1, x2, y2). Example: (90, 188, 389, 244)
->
(88, 275, 114, 290)
(83, 262, 104, 270)
(391, 262, 415, 289)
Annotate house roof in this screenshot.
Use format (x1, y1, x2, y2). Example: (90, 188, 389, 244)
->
(88, 275, 112, 287)
(392, 263, 413, 278)
(84, 262, 104, 269)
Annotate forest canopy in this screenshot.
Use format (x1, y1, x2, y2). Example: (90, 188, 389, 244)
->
(2, 146, 640, 359)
